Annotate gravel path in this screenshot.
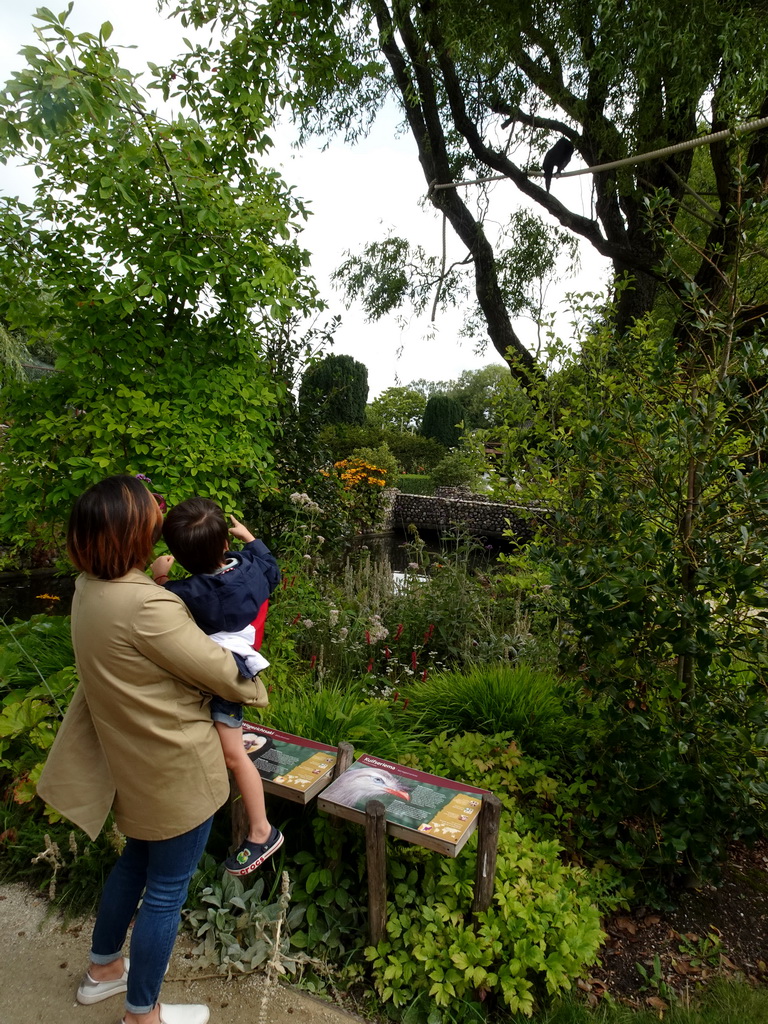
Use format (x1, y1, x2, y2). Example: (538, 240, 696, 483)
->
(0, 883, 366, 1024)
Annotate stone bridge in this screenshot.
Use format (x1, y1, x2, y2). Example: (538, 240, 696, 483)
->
(383, 487, 546, 541)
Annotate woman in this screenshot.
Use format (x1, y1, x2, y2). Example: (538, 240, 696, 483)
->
(37, 476, 269, 1024)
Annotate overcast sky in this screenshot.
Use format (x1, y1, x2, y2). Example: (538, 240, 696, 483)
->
(1, 0, 609, 399)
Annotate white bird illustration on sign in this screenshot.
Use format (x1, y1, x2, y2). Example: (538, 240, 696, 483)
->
(330, 766, 412, 810)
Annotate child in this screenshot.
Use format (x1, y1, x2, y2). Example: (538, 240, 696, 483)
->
(150, 497, 283, 876)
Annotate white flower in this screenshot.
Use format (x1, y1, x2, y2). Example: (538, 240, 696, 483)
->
(317, 535, 325, 544)
(329, 609, 339, 627)
(338, 627, 348, 639)
(302, 619, 314, 629)
(407, 562, 419, 570)
(303, 554, 312, 560)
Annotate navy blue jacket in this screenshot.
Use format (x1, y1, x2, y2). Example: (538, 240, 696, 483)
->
(166, 539, 280, 638)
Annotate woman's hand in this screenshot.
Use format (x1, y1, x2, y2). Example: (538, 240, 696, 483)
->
(229, 515, 256, 544)
(150, 555, 175, 584)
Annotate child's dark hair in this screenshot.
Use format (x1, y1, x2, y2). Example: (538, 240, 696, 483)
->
(163, 497, 229, 574)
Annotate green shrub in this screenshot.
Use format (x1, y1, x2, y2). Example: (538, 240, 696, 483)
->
(386, 432, 445, 474)
(430, 449, 483, 490)
(395, 474, 434, 495)
(384, 537, 533, 674)
(366, 827, 604, 1016)
(349, 443, 399, 481)
(271, 536, 538, 685)
(320, 424, 445, 473)
(402, 665, 581, 755)
(566, 670, 768, 898)
(0, 797, 121, 914)
(0, 614, 76, 805)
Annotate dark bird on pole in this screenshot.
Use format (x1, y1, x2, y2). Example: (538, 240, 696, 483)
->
(542, 137, 574, 191)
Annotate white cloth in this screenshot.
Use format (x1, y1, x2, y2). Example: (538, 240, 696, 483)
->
(209, 625, 269, 678)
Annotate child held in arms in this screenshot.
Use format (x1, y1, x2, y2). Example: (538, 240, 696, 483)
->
(150, 497, 283, 876)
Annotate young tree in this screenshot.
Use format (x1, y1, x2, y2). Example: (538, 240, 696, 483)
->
(447, 364, 528, 429)
(493, 185, 768, 882)
(421, 393, 464, 448)
(0, 9, 318, 551)
(366, 385, 426, 432)
(299, 353, 369, 426)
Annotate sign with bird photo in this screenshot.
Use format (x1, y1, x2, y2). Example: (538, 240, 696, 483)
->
(241, 722, 338, 804)
(317, 754, 490, 856)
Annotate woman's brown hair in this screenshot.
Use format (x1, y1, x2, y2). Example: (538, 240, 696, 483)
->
(67, 476, 161, 579)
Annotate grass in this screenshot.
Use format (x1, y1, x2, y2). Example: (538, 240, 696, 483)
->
(508, 983, 768, 1024)
(256, 678, 424, 761)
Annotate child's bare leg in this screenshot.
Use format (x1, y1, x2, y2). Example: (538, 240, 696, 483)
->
(215, 723, 271, 844)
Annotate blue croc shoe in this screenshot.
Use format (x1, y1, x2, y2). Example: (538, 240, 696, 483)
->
(225, 826, 284, 876)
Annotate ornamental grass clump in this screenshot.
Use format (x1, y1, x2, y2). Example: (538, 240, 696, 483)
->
(261, 680, 421, 762)
(402, 664, 580, 755)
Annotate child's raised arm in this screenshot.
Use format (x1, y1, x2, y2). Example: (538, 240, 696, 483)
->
(228, 515, 255, 545)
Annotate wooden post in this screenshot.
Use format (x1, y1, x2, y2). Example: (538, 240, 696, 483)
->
(332, 741, 354, 780)
(365, 798, 388, 945)
(470, 793, 501, 923)
(329, 742, 355, 833)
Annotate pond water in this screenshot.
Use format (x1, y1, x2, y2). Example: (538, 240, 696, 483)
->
(351, 529, 512, 573)
(0, 531, 511, 622)
(0, 572, 76, 622)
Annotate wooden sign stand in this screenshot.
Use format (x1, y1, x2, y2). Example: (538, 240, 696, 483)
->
(230, 735, 501, 946)
(362, 791, 501, 944)
(470, 793, 501, 922)
(365, 799, 388, 945)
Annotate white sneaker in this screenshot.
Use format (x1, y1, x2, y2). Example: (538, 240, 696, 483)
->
(158, 1005, 210, 1024)
(76, 958, 130, 1004)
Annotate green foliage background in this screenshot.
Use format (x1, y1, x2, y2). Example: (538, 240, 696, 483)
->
(0, 9, 318, 552)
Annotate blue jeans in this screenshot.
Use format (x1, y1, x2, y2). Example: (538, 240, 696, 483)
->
(90, 816, 213, 1014)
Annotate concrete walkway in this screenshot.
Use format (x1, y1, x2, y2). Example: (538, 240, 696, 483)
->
(0, 883, 368, 1024)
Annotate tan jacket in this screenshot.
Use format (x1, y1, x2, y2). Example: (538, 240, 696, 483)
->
(37, 569, 268, 841)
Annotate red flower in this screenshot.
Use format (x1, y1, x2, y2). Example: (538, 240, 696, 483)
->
(421, 669, 428, 682)
(291, 614, 301, 625)
(411, 651, 417, 671)
(310, 654, 317, 669)
(392, 690, 400, 703)
(384, 647, 391, 659)
(395, 624, 404, 641)
(365, 630, 371, 645)
(402, 698, 410, 711)
(367, 659, 374, 672)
